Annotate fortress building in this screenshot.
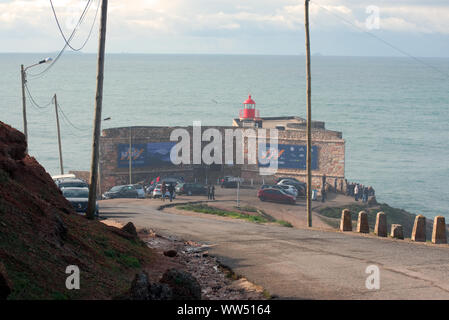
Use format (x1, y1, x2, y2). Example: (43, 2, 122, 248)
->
(99, 95, 345, 193)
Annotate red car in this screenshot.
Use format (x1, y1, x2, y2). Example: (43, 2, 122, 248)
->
(258, 188, 296, 204)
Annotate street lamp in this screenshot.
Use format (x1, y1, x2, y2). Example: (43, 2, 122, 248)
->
(21, 57, 53, 152)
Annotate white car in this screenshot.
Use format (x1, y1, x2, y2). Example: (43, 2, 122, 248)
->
(152, 184, 176, 199)
(134, 184, 146, 199)
(276, 184, 298, 197)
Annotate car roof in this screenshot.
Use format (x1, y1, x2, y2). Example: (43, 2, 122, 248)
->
(58, 178, 87, 183)
(61, 187, 89, 190)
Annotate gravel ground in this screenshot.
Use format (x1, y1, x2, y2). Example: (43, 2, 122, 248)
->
(138, 228, 268, 300)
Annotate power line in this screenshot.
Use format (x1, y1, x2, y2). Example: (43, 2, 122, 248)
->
(310, 0, 449, 80)
(24, 83, 54, 110)
(49, 0, 100, 51)
(28, 0, 100, 79)
(57, 101, 87, 132)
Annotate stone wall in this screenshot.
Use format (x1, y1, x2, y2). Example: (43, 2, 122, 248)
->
(99, 125, 345, 193)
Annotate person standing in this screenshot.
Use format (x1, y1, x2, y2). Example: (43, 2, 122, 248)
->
(321, 184, 326, 203)
(207, 185, 211, 200)
(354, 184, 359, 201)
(211, 185, 215, 200)
(161, 181, 166, 202)
(363, 186, 369, 203)
(168, 183, 175, 202)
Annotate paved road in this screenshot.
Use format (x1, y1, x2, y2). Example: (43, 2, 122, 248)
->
(100, 199, 449, 300)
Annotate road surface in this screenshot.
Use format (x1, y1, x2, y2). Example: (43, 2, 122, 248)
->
(100, 199, 449, 300)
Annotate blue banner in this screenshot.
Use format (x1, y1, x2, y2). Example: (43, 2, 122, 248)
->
(258, 144, 318, 170)
(117, 142, 176, 168)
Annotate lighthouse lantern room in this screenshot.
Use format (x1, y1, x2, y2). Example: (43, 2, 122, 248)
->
(239, 94, 260, 121)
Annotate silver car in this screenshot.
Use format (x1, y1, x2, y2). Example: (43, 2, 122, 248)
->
(62, 187, 99, 216)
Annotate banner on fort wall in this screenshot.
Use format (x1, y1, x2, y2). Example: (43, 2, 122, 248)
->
(258, 144, 318, 170)
(117, 142, 176, 168)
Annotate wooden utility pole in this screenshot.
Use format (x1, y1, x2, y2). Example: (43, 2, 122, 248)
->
(305, 0, 312, 227)
(21, 64, 28, 153)
(54, 94, 64, 175)
(129, 127, 132, 185)
(87, 0, 108, 220)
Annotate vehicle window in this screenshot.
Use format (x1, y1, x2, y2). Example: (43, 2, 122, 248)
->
(110, 186, 122, 192)
(62, 189, 89, 198)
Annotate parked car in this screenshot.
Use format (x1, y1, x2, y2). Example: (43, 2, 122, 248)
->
(220, 176, 243, 188)
(134, 184, 146, 199)
(276, 177, 301, 184)
(56, 178, 89, 189)
(257, 188, 296, 204)
(277, 179, 306, 196)
(102, 185, 138, 199)
(151, 184, 176, 199)
(276, 184, 298, 197)
(176, 183, 207, 196)
(62, 187, 98, 216)
(145, 176, 183, 193)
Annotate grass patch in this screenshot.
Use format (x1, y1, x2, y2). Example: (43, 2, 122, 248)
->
(235, 205, 258, 213)
(178, 204, 294, 228)
(103, 248, 141, 268)
(276, 220, 293, 228)
(177, 204, 268, 224)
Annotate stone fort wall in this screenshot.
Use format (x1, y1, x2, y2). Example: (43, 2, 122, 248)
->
(99, 126, 345, 193)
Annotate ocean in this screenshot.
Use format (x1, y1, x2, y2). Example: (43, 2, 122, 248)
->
(1, 53, 448, 218)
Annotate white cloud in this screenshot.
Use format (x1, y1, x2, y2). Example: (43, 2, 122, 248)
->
(0, 0, 448, 54)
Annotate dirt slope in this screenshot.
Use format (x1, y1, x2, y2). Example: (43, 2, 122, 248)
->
(0, 121, 156, 300)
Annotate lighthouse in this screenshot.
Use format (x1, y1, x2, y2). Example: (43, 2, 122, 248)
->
(239, 94, 260, 127)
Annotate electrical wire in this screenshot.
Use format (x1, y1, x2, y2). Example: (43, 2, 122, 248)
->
(49, 0, 99, 52)
(57, 101, 87, 132)
(28, 0, 100, 79)
(24, 83, 54, 110)
(310, 0, 449, 80)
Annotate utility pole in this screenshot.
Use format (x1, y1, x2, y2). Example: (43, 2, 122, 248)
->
(87, 0, 108, 220)
(305, 0, 312, 227)
(129, 127, 132, 185)
(54, 94, 64, 175)
(21, 64, 28, 153)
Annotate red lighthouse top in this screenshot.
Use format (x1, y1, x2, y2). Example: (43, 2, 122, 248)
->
(243, 95, 256, 105)
(239, 94, 259, 120)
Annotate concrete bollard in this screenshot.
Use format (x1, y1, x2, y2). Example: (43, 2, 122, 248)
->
(411, 215, 426, 242)
(374, 212, 387, 237)
(390, 224, 404, 240)
(340, 209, 352, 232)
(432, 216, 447, 244)
(357, 211, 369, 233)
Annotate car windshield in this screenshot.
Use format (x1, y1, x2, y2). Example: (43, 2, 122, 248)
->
(110, 186, 123, 192)
(60, 182, 87, 188)
(62, 189, 89, 198)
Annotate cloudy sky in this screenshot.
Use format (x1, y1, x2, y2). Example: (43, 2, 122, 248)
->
(1, 0, 449, 56)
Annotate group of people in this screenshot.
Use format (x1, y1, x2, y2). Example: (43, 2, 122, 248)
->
(319, 175, 375, 204)
(346, 182, 375, 203)
(160, 181, 176, 202)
